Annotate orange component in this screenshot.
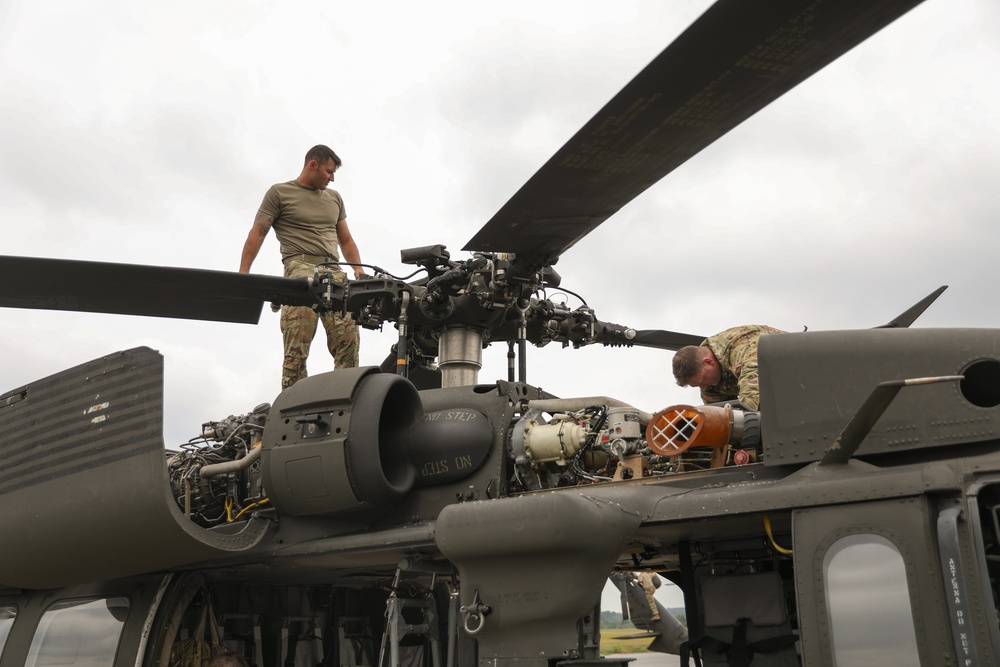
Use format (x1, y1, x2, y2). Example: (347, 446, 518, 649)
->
(645, 404, 734, 457)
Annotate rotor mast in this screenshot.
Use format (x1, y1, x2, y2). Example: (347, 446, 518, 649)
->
(438, 327, 484, 388)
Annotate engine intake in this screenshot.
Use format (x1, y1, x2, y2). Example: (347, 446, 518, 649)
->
(646, 404, 760, 458)
(261, 367, 422, 516)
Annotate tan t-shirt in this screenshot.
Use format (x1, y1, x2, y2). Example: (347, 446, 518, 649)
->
(258, 181, 347, 261)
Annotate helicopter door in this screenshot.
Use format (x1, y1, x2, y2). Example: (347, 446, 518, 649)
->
(961, 480, 1000, 663)
(792, 497, 956, 666)
(689, 570, 799, 667)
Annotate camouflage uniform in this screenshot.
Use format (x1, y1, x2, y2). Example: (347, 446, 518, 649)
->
(280, 258, 359, 389)
(254, 177, 360, 390)
(701, 324, 785, 410)
(637, 572, 661, 621)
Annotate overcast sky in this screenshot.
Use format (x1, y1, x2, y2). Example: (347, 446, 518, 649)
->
(3, 0, 999, 609)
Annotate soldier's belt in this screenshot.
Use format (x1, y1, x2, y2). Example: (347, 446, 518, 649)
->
(283, 254, 340, 266)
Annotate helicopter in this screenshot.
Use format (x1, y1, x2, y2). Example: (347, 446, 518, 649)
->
(3, 0, 1000, 666)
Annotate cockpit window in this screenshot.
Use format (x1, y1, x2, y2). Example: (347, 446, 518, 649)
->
(25, 597, 130, 667)
(823, 534, 920, 665)
(0, 605, 16, 659)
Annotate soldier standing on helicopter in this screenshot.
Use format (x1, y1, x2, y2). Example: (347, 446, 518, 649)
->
(239, 145, 366, 389)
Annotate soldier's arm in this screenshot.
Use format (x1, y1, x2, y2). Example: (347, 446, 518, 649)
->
(730, 341, 762, 410)
(239, 211, 273, 273)
(336, 219, 365, 279)
(735, 366, 761, 410)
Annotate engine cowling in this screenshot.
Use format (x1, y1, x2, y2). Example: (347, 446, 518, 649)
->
(261, 367, 422, 516)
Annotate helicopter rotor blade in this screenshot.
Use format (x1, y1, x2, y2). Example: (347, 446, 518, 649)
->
(591, 321, 703, 351)
(0, 256, 316, 325)
(463, 0, 925, 267)
(626, 329, 705, 351)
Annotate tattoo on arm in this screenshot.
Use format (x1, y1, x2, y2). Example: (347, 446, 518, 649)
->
(254, 211, 274, 232)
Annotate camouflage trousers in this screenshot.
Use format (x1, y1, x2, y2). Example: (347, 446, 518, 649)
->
(280, 259, 359, 389)
(638, 572, 660, 620)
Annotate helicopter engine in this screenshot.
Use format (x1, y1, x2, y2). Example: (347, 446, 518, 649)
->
(510, 400, 763, 490)
(167, 403, 271, 527)
(166, 369, 423, 526)
(510, 404, 649, 490)
(259, 367, 422, 517)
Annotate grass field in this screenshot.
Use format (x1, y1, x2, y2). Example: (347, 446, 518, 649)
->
(600, 629, 653, 655)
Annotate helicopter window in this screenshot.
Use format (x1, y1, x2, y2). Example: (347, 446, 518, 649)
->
(959, 359, 1000, 408)
(972, 484, 1000, 647)
(823, 534, 920, 666)
(0, 605, 15, 660)
(24, 597, 129, 667)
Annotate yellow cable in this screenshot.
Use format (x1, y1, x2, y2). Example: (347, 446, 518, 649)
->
(763, 515, 793, 555)
(233, 498, 271, 521)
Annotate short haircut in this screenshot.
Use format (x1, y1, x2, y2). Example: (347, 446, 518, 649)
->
(207, 651, 249, 667)
(304, 144, 342, 168)
(672, 346, 706, 386)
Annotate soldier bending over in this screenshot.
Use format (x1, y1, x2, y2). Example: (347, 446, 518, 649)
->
(672, 325, 785, 410)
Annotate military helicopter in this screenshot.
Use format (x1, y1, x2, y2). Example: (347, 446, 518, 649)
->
(2, 1, 1000, 666)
